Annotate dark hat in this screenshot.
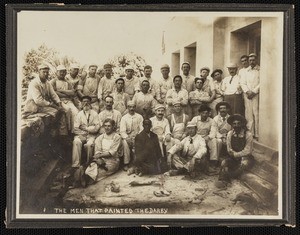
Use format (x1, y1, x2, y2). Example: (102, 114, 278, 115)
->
(211, 69, 223, 78)
(227, 114, 247, 126)
(81, 96, 92, 102)
(216, 101, 231, 111)
(115, 77, 125, 83)
(198, 104, 211, 113)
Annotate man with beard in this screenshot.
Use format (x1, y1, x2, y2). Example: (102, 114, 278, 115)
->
(213, 101, 232, 163)
(191, 104, 218, 166)
(132, 80, 157, 117)
(124, 66, 139, 99)
(210, 69, 224, 117)
(50, 65, 78, 134)
(72, 96, 100, 168)
(167, 99, 189, 141)
(189, 77, 211, 118)
(222, 63, 244, 116)
(65, 63, 81, 109)
(165, 75, 188, 116)
(111, 78, 130, 116)
(98, 64, 115, 111)
(166, 121, 207, 178)
(120, 101, 144, 171)
(240, 53, 260, 140)
(98, 95, 122, 134)
(216, 114, 254, 188)
(157, 64, 173, 104)
(133, 119, 162, 176)
(77, 64, 101, 113)
(84, 119, 122, 184)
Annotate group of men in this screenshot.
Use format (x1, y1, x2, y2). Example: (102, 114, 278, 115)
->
(23, 52, 259, 187)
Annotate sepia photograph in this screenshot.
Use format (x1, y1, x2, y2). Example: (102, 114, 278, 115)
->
(6, 4, 295, 227)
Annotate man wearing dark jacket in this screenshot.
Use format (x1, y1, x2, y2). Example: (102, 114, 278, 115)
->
(133, 119, 163, 176)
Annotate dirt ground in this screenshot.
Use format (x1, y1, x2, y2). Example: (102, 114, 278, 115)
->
(56, 168, 273, 216)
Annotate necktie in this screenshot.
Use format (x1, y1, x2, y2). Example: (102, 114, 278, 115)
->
(229, 76, 234, 84)
(222, 117, 226, 122)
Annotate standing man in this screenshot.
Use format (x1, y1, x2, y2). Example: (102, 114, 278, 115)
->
(111, 77, 130, 116)
(165, 75, 189, 116)
(199, 67, 216, 114)
(222, 63, 244, 116)
(238, 55, 249, 79)
(167, 99, 189, 141)
(181, 62, 195, 117)
(216, 114, 254, 187)
(136, 65, 157, 98)
(23, 64, 67, 136)
(189, 77, 211, 118)
(72, 96, 100, 169)
(124, 66, 139, 99)
(150, 104, 172, 158)
(213, 101, 232, 161)
(50, 65, 78, 133)
(210, 69, 224, 117)
(167, 121, 207, 178)
(191, 104, 218, 165)
(65, 63, 81, 109)
(157, 64, 173, 104)
(240, 53, 260, 140)
(133, 119, 163, 176)
(132, 80, 157, 117)
(77, 64, 101, 113)
(98, 64, 115, 111)
(120, 101, 144, 171)
(98, 95, 122, 134)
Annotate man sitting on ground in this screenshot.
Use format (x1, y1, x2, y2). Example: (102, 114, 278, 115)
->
(166, 121, 207, 178)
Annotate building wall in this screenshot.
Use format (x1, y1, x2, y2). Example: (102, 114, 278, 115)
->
(163, 16, 283, 150)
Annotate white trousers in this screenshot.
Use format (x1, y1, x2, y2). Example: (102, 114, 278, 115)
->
(72, 135, 95, 168)
(244, 94, 259, 138)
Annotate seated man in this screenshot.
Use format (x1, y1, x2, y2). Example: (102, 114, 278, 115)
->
(167, 99, 189, 141)
(166, 121, 207, 178)
(85, 119, 122, 184)
(213, 101, 232, 160)
(72, 96, 100, 168)
(23, 64, 67, 136)
(50, 65, 79, 133)
(98, 95, 122, 134)
(120, 101, 144, 170)
(216, 114, 254, 188)
(191, 104, 218, 166)
(132, 119, 162, 176)
(132, 80, 157, 117)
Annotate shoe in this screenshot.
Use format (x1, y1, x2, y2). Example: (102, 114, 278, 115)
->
(123, 165, 129, 171)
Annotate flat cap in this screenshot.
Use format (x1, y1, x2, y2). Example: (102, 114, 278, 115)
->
(160, 64, 170, 69)
(216, 101, 231, 111)
(172, 98, 181, 106)
(211, 69, 223, 78)
(70, 63, 80, 69)
(56, 65, 67, 71)
(38, 64, 50, 70)
(103, 64, 112, 69)
(125, 66, 134, 71)
(227, 63, 238, 68)
(248, 53, 257, 57)
(181, 62, 190, 67)
(154, 104, 166, 110)
(127, 100, 135, 106)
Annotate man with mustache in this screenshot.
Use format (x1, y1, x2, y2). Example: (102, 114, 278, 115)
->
(98, 95, 122, 134)
(213, 101, 232, 165)
(156, 64, 173, 104)
(77, 64, 101, 113)
(72, 96, 100, 169)
(123, 66, 140, 99)
(65, 63, 82, 109)
(111, 77, 130, 116)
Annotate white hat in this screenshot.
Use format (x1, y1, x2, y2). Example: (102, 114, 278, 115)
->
(38, 64, 50, 70)
(57, 65, 67, 71)
(154, 104, 166, 111)
(70, 63, 80, 69)
(226, 63, 238, 68)
(186, 121, 197, 128)
(125, 66, 134, 71)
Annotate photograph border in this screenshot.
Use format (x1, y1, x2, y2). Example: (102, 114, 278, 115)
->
(6, 3, 296, 228)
